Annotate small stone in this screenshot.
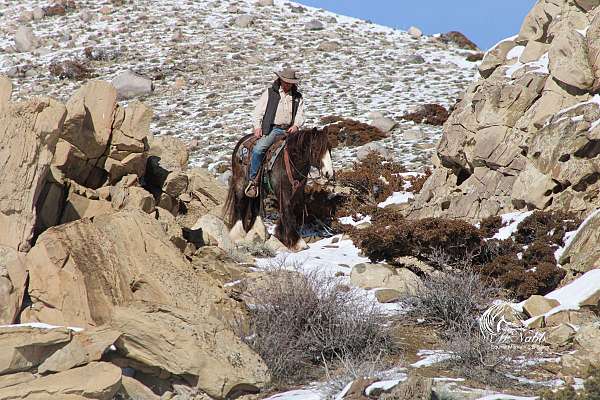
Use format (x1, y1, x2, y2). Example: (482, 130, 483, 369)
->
(235, 15, 254, 28)
(32, 7, 45, 20)
(404, 128, 426, 141)
(375, 289, 401, 303)
(306, 20, 324, 30)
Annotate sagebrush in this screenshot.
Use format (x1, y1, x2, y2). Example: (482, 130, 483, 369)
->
(238, 264, 396, 384)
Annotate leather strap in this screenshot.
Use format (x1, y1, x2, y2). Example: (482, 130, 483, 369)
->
(284, 146, 305, 196)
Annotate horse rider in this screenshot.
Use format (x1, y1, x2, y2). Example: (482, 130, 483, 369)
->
(245, 67, 306, 198)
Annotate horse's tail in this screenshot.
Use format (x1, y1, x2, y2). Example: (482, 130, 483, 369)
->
(223, 134, 253, 228)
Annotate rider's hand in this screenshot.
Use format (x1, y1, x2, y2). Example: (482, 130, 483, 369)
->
(253, 127, 262, 138)
(286, 125, 299, 135)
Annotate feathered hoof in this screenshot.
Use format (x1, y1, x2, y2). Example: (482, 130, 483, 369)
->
(289, 238, 309, 252)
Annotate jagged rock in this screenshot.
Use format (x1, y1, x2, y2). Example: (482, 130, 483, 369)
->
(0, 98, 65, 251)
(576, 0, 600, 11)
(0, 362, 122, 400)
(350, 263, 422, 295)
(0, 325, 72, 375)
(60, 189, 113, 224)
(522, 295, 560, 318)
(375, 289, 401, 303)
(558, 208, 600, 274)
(519, 41, 549, 63)
(545, 309, 597, 327)
(111, 70, 154, 100)
(14, 25, 38, 52)
(588, 9, 600, 91)
(549, 29, 594, 90)
(155, 207, 186, 250)
(0, 247, 24, 325)
(62, 80, 117, 159)
(146, 136, 189, 193)
(479, 39, 516, 78)
(38, 327, 121, 374)
(517, 0, 559, 43)
(24, 210, 237, 327)
(110, 303, 269, 399)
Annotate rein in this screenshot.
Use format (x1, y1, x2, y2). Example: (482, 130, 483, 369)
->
(282, 132, 315, 196)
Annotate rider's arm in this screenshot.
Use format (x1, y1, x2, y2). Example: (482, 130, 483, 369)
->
(253, 90, 269, 130)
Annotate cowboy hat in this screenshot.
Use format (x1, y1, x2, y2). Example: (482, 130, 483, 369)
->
(274, 67, 300, 84)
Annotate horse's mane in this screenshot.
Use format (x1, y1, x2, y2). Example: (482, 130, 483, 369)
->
(286, 128, 329, 165)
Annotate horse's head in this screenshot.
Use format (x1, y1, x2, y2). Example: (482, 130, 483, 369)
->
(307, 127, 334, 179)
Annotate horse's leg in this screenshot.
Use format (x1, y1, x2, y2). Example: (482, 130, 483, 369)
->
(276, 193, 307, 252)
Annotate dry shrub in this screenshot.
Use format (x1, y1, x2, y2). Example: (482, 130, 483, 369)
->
(349, 210, 579, 300)
(239, 264, 395, 384)
(336, 153, 406, 212)
(322, 117, 388, 148)
(303, 182, 344, 225)
(48, 59, 91, 80)
(406, 168, 432, 194)
(405, 268, 499, 332)
(479, 215, 503, 238)
(401, 104, 449, 126)
(350, 212, 483, 268)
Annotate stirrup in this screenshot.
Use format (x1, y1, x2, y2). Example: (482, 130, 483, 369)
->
(245, 180, 259, 198)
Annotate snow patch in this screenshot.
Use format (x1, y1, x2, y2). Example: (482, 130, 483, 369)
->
(377, 191, 414, 208)
(0, 322, 84, 332)
(492, 211, 534, 241)
(410, 350, 453, 367)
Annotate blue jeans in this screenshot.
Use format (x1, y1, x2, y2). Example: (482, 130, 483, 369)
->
(249, 127, 286, 180)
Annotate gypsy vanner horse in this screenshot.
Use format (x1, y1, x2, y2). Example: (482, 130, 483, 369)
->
(223, 128, 334, 251)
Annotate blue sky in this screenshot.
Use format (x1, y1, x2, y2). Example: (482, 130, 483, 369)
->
(296, 0, 536, 50)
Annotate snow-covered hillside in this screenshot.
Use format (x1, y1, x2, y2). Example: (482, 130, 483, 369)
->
(0, 0, 478, 172)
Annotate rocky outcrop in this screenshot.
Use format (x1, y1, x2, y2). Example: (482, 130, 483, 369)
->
(408, 1, 600, 223)
(23, 210, 236, 327)
(111, 303, 269, 399)
(0, 98, 65, 251)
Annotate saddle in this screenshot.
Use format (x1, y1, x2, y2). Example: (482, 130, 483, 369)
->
(237, 135, 287, 195)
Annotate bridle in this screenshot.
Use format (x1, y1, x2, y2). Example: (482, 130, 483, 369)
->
(282, 130, 330, 196)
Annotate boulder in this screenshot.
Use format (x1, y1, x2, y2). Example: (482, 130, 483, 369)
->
(517, 0, 559, 42)
(0, 362, 122, 400)
(408, 26, 422, 38)
(0, 372, 35, 390)
(14, 25, 38, 52)
(317, 41, 340, 52)
(544, 323, 576, 349)
(38, 327, 121, 374)
(375, 289, 401, 303)
(356, 142, 393, 161)
(146, 136, 189, 190)
(235, 15, 254, 28)
(0, 98, 65, 251)
(24, 210, 236, 327)
(522, 295, 560, 318)
(306, 20, 324, 30)
(111, 70, 154, 100)
(0, 325, 72, 375)
(479, 39, 516, 78)
(549, 29, 594, 90)
(371, 117, 396, 133)
(350, 264, 422, 295)
(545, 309, 597, 327)
(588, 10, 600, 91)
(110, 303, 269, 399)
(576, 0, 600, 11)
(192, 214, 235, 252)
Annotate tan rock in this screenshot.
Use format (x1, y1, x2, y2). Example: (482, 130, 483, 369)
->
(517, 1, 555, 42)
(576, 0, 600, 11)
(61, 190, 113, 224)
(350, 264, 422, 295)
(0, 98, 66, 251)
(0, 362, 122, 400)
(519, 41, 549, 64)
(545, 309, 597, 327)
(511, 163, 556, 209)
(375, 289, 401, 303)
(147, 136, 189, 190)
(522, 295, 560, 318)
(119, 376, 160, 400)
(479, 40, 516, 78)
(549, 29, 594, 90)
(0, 325, 72, 375)
(38, 327, 121, 374)
(559, 211, 600, 273)
(544, 323, 576, 349)
(0, 247, 23, 325)
(0, 372, 35, 390)
(110, 303, 269, 399)
(192, 214, 235, 252)
(0, 75, 12, 112)
(163, 171, 189, 197)
(62, 80, 117, 159)
(24, 210, 237, 327)
(588, 9, 600, 90)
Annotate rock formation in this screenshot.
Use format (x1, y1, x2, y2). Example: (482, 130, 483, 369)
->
(0, 77, 269, 399)
(409, 1, 600, 223)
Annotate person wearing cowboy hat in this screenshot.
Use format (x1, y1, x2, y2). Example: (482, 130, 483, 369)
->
(245, 67, 306, 198)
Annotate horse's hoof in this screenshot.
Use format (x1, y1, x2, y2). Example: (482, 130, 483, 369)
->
(290, 238, 309, 252)
(229, 220, 247, 242)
